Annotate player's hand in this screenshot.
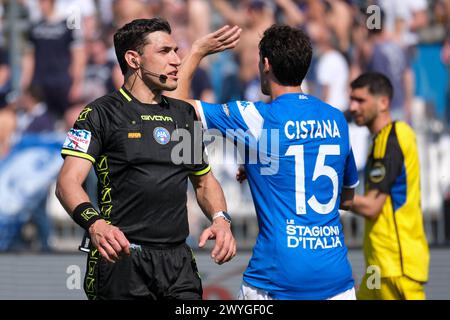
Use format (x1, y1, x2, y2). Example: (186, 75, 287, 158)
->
(191, 25, 242, 57)
(89, 219, 130, 263)
(198, 218, 236, 265)
(236, 165, 247, 183)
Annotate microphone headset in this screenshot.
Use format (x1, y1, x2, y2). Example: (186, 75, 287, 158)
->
(132, 58, 168, 82)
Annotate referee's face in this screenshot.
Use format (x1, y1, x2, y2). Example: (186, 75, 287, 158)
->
(139, 31, 181, 91)
(349, 87, 379, 127)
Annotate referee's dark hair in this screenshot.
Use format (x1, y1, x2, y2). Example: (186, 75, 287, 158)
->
(259, 24, 312, 87)
(114, 18, 171, 75)
(350, 72, 394, 102)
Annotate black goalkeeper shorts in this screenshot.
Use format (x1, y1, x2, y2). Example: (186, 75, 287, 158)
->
(83, 242, 203, 300)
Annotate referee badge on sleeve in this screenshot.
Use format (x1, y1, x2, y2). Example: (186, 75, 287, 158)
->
(63, 129, 92, 153)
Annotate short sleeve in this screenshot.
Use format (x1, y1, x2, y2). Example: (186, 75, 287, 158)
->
(189, 109, 211, 176)
(343, 148, 359, 188)
(61, 105, 103, 163)
(195, 100, 264, 141)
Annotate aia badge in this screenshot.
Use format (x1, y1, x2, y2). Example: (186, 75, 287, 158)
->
(153, 127, 170, 145)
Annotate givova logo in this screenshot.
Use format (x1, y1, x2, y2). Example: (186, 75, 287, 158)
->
(141, 115, 173, 122)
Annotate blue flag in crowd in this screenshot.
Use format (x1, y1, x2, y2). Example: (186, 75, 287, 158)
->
(0, 133, 64, 250)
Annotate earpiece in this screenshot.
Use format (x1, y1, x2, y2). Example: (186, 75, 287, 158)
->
(132, 58, 139, 69)
(130, 57, 168, 82)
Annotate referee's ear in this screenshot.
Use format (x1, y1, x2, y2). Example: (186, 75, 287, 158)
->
(124, 50, 141, 73)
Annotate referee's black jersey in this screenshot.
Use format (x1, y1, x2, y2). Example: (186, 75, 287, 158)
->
(61, 87, 210, 245)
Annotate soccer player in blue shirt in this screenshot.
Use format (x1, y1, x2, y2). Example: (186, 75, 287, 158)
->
(173, 24, 359, 300)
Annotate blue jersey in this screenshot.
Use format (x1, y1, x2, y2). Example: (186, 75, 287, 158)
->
(196, 93, 359, 299)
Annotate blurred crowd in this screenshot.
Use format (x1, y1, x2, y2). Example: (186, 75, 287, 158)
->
(0, 0, 449, 251)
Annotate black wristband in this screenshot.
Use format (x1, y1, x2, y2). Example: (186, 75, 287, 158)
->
(71, 202, 102, 231)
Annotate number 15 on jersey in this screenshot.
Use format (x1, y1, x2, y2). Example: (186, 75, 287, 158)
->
(286, 144, 340, 215)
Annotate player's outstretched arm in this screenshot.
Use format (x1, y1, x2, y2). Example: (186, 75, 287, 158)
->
(168, 25, 241, 103)
(351, 189, 387, 221)
(56, 156, 130, 262)
(189, 171, 236, 264)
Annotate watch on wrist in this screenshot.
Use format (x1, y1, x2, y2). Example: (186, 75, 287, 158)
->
(212, 211, 232, 224)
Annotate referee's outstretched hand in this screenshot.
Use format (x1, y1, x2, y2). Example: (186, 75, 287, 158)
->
(89, 219, 131, 263)
(198, 218, 236, 265)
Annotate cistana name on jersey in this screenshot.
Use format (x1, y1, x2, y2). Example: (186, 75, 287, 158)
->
(285, 120, 341, 140)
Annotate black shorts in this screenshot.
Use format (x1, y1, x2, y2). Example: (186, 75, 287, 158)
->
(83, 242, 203, 300)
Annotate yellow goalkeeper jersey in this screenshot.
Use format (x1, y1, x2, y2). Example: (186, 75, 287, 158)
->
(363, 121, 429, 282)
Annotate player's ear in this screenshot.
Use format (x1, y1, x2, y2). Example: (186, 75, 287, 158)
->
(263, 57, 270, 73)
(378, 95, 390, 113)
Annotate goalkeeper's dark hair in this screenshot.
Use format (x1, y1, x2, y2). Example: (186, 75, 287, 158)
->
(350, 72, 393, 102)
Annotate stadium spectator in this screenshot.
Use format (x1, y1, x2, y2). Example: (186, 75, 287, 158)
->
(14, 85, 54, 135)
(83, 36, 118, 101)
(21, 0, 86, 118)
(4, 85, 57, 252)
(309, 21, 349, 112)
(349, 72, 429, 300)
(377, 0, 429, 123)
(0, 46, 11, 108)
(362, 12, 411, 122)
(378, 0, 428, 48)
(274, 0, 306, 27)
(323, 0, 353, 55)
(213, 0, 274, 101)
(0, 106, 15, 158)
(111, 0, 151, 29)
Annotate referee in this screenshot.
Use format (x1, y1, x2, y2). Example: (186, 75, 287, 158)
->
(55, 18, 239, 300)
(349, 73, 429, 299)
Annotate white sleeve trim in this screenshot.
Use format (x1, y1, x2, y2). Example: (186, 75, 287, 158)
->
(343, 180, 360, 189)
(237, 101, 264, 140)
(195, 100, 208, 130)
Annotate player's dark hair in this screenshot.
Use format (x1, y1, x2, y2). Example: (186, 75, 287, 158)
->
(350, 72, 393, 101)
(258, 24, 312, 86)
(114, 18, 171, 75)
